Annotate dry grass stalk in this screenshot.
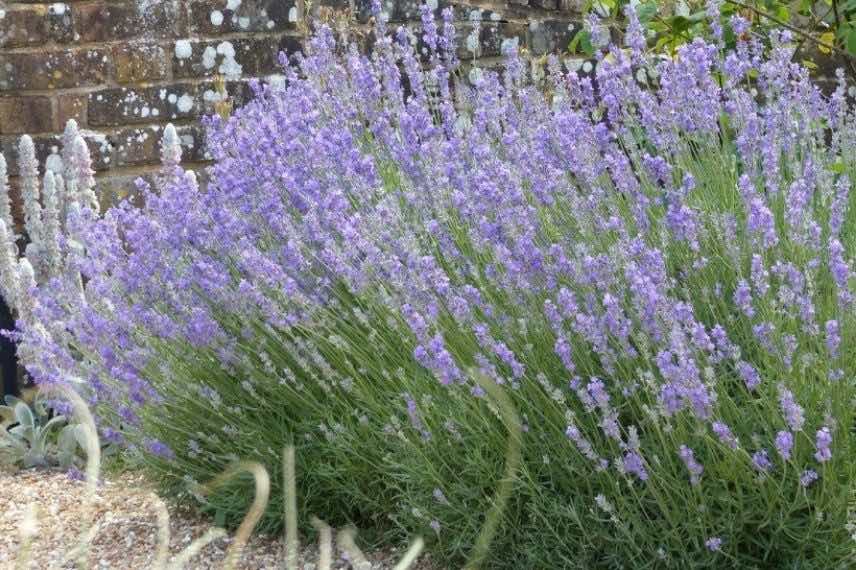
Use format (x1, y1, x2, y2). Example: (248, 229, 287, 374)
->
(11, 393, 432, 569)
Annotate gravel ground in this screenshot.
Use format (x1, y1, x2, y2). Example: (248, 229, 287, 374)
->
(0, 469, 438, 569)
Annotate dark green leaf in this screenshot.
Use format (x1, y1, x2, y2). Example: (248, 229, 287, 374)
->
(847, 29, 856, 54)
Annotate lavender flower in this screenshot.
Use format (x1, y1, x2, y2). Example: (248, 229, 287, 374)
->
(705, 536, 723, 552)
(737, 361, 761, 391)
(623, 4, 647, 57)
(585, 13, 610, 50)
(825, 320, 840, 359)
(800, 469, 819, 487)
(711, 421, 739, 449)
(778, 385, 805, 432)
(622, 451, 649, 482)
(145, 439, 175, 460)
(752, 449, 772, 473)
(734, 280, 754, 318)
(774, 430, 793, 461)
(814, 427, 833, 463)
(679, 445, 704, 485)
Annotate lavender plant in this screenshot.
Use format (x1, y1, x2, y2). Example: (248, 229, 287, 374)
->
(16, 4, 856, 568)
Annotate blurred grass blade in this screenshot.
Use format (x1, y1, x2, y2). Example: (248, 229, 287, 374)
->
(284, 445, 299, 570)
(311, 516, 333, 570)
(464, 372, 522, 570)
(198, 461, 270, 570)
(393, 537, 425, 570)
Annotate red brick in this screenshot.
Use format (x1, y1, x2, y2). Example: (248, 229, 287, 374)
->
(0, 97, 54, 135)
(0, 49, 113, 91)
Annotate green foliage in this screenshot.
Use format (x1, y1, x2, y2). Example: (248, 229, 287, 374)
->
(571, 0, 856, 68)
(0, 395, 84, 470)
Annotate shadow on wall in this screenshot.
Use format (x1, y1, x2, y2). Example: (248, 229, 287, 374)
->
(0, 295, 17, 397)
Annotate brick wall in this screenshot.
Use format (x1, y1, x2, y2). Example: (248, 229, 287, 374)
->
(0, 0, 581, 206)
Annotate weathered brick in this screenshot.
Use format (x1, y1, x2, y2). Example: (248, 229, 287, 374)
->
(95, 171, 149, 208)
(112, 42, 170, 84)
(0, 96, 54, 135)
(530, 0, 558, 9)
(1, 132, 112, 177)
(97, 166, 209, 208)
(559, 0, 585, 11)
(356, 0, 448, 23)
(0, 4, 74, 48)
(528, 19, 577, 55)
(450, 4, 506, 22)
(88, 84, 201, 126)
(87, 80, 259, 127)
(72, 1, 186, 43)
(456, 22, 527, 59)
(0, 49, 113, 91)
(109, 124, 207, 168)
(188, 0, 297, 35)
(172, 36, 298, 80)
(56, 94, 87, 129)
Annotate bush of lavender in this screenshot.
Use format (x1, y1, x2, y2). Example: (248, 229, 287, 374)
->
(18, 5, 856, 568)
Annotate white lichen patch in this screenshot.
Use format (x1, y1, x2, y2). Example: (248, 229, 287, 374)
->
(176, 94, 194, 113)
(227, 0, 242, 10)
(216, 41, 242, 81)
(174, 40, 193, 60)
(210, 10, 224, 26)
(203, 89, 223, 103)
(202, 46, 218, 70)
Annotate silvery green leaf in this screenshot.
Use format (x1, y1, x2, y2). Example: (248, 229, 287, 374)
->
(9, 424, 33, 442)
(3, 395, 21, 408)
(58, 424, 81, 454)
(14, 402, 35, 429)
